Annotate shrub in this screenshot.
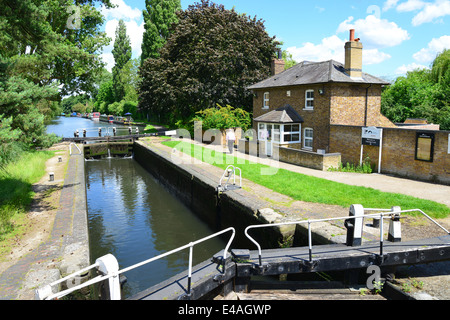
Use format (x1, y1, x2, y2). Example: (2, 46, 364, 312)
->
(192, 104, 252, 132)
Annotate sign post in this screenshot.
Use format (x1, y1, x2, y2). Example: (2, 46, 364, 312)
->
(361, 127, 383, 174)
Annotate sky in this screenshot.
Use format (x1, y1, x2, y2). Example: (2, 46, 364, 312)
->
(98, 0, 450, 81)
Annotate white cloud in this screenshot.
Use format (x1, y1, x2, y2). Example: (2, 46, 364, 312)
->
(100, 0, 142, 21)
(413, 35, 450, 63)
(364, 49, 392, 65)
(100, 52, 115, 72)
(396, 0, 427, 12)
(383, 0, 400, 11)
(286, 35, 391, 66)
(395, 62, 429, 74)
(337, 15, 410, 49)
(286, 35, 345, 63)
(411, 0, 450, 26)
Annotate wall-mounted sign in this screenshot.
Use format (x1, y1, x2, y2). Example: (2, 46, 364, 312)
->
(362, 127, 382, 146)
(415, 132, 435, 162)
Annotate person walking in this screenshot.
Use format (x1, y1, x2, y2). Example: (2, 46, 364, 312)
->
(226, 128, 236, 154)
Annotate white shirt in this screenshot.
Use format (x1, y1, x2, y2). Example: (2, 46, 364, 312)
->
(226, 130, 236, 141)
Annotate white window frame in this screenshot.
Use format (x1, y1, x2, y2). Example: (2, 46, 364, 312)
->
(305, 89, 314, 110)
(282, 124, 301, 144)
(263, 92, 270, 109)
(258, 123, 301, 145)
(303, 128, 313, 150)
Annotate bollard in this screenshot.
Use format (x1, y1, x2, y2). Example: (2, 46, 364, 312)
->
(58, 156, 62, 162)
(49, 172, 54, 181)
(345, 204, 364, 246)
(388, 206, 402, 242)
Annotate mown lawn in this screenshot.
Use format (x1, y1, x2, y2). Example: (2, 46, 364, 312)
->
(162, 140, 449, 219)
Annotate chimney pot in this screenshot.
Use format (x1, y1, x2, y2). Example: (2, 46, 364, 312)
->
(350, 29, 355, 41)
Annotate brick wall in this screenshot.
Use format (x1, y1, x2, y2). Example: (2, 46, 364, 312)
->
(330, 84, 395, 128)
(330, 125, 450, 184)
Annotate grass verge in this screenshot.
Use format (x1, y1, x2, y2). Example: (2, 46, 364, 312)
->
(162, 140, 449, 219)
(0, 150, 55, 241)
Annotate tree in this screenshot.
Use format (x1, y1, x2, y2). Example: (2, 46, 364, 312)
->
(141, 0, 181, 66)
(431, 49, 450, 86)
(0, 0, 112, 97)
(0, 0, 112, 154)
(381, 50, 450, 130)
(139, 0, 279, 123)
(283, 50, 297, 70)
(112, 20, 132, 102)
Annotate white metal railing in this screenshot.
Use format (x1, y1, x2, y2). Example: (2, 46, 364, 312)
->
(36, 227, 235, 300)
(245, 207, 450, 267)
(218, 165, 242, 191)
(74, 127, 140, 138)
(69, 143, 82, 156)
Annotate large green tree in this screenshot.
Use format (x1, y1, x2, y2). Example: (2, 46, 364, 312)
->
(141, 0, 181, 66)
(0, 0, 112, 158)
(139, 0, 279, 123)
(0, 0, 112, 97)
(112, 19, 132, 102)
(381, 50, 450, 130)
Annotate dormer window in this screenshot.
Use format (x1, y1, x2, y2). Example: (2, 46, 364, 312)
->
(305, 90, 314, 110)
(263, 92, 270, 109)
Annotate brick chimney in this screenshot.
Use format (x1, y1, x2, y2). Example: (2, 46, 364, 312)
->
(344, 29, 363, 79)
(271, 49, 285, 76)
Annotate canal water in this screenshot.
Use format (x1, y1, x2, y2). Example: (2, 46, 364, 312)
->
(46, 116, 134, 138)
(47, 117, 225, 299)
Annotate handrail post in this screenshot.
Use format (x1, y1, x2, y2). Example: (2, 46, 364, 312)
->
(380, 215, 384, 257)
(308, 221, 313, 262)
(187, 244, 193, 297)
(96, 254, 121, 300)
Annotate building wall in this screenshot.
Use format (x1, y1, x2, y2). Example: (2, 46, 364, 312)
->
(329, 84, 395, 128)
(252, 84, 331, 152)
(252, 82, 394, 153)
(330, 125, 450, 184)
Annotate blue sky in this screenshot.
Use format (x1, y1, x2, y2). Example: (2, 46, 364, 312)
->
(99, 0, 450, 80)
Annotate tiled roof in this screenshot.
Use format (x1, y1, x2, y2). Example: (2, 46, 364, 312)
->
(248, 60, 390, 90)
(254, 105, 304, 123)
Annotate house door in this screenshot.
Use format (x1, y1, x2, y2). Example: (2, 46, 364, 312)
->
(266, 124, 273, 157)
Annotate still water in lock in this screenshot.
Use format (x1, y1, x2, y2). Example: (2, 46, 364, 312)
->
(47, 117, 225, 299)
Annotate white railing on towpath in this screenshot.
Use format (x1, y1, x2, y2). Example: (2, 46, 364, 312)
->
(36, 227, 235, 300)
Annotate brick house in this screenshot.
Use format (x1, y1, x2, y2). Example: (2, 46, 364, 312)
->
(247, 29, 396, 156)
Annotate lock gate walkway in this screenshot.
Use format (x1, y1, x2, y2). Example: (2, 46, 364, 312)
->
(129, 234, 450, 300)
